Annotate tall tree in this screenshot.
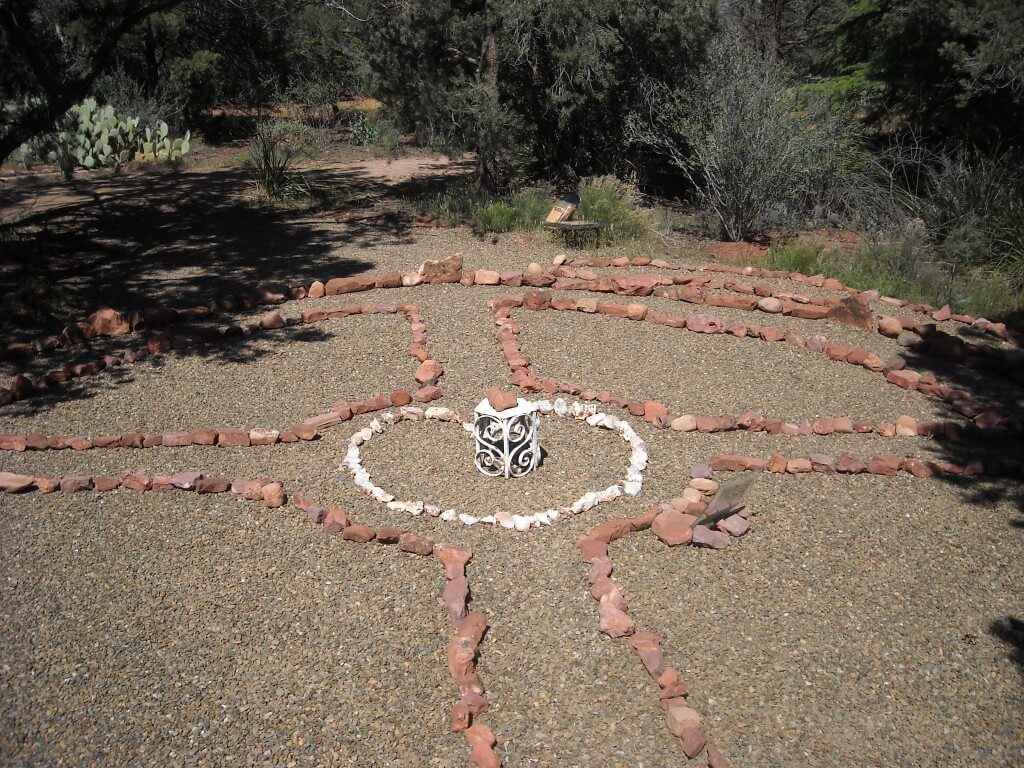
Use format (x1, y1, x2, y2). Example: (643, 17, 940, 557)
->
(369, 0, 717, 190)
(0, 0, 187, 164)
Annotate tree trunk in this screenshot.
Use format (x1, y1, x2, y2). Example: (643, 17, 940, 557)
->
(475, 2, 500, 193)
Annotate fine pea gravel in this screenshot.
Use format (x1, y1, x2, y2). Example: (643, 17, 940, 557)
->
(0, 314, 413, 436)
(1, 235, 1021, 767)
(0, 492, 461, 768)
(518, 308, 945, 423)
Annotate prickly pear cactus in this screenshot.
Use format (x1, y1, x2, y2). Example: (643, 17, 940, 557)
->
(42, 99, 190, 177)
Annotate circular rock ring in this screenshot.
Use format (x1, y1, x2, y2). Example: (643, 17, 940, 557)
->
(340, 399, 648, 530)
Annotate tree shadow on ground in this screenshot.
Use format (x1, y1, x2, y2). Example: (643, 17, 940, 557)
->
(990, 616, 1024, 676)
(0, 163, 468, 339)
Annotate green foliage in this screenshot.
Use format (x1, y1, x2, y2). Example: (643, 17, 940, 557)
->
(577, 176, 649, 241)
(248, 118, 312, 199)
(15, 98, 191, 177)
(476, 188, 551, 232)
(348, 112, 399, 152)
(765, 241, 826, 275)
(167, 50, 223, 122)
(368, 0, 717, 188)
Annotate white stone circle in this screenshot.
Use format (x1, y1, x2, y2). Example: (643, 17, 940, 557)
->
(340, 398, 648, 530)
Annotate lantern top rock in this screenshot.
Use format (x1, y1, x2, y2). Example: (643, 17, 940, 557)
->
(474, 396, 538, 421)
(485, 386, 519, 412)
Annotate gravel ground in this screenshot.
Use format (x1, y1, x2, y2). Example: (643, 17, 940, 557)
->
(518, 308, 946, 423)
(1, 227, 1021, 767)
(0, 492, 460, 768)
(0, 314, 412, 436)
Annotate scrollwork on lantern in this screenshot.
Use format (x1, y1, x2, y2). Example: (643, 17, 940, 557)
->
(474, 399, 540, 478)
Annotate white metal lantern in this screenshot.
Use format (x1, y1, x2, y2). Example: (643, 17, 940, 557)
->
(473, 398, 541, 478)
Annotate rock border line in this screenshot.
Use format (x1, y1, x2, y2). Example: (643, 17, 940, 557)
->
(490, 292, 1019, 437)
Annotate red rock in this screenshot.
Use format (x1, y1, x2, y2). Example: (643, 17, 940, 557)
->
(626, 303, 648, 321)
(665, 705, 701, 737)
(709, 454, 749, 472)
(643, 400, 669, 424)
(189, 429, 216, 445)
(9, 374, 34, 399)
(886, 369, 921, 390)
(895, 415, 918, 436)
(443, 576, 470, 622)
(146, 331, 173, 354)
(120, 470, 151, 491)
(0, 471, 35, 493)
(217, 429, 251, 447)
(450, 702, 471, 732)
(867, 456, 901, 476)
(464, 723, 500, 768)
(34, 477, 59, 493)
(325, 275, 376, 295)
(835, 453, 867, 474)
(707, 741, 732, 768)
(577, 537, 608, 562)
(89, 475, 118, 492)
(341, 524, 375, 543)
(614, 275, 660, 296)
(322, 508, 349, 533)
(877, 316, 903, 337)
(784, 458, 811, 473)
(398, 531, 435, 556)
(261, 482, 286, 507)
(485, 386, 518, 412)
(707, 294, 758, 311)
(590, 518, 633, 544)
(598, 602, 636, 638)
(161, 432, 193, 447)
(414, 385, 442, 403)
(717, 514, 749, 537)
(435, 545, 472, 580)
(390, 389, 413, 407)
(901, 458, 934, 478)
(88, 307, 130, 336)
(419, 253, 463, 283)
(196, 476, 230, 493)
(259, 310, 285, 330)
(680, 727, 707, 759)
(474, 269, 501, 285)
(686, 314, 722, 333)
(415, 359, 444, 385)
(759, 326, 786, 342)
(691, 525, 730, 549)
(374, 526, 402, 544)
(307, 280, 326, 298)
(652, 510, 696, 546)
(827, 296, 875, 331)
(363, 393, 392, 411)
(60, 475, 93, 493)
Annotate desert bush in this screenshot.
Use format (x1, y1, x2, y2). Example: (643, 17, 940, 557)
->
(167, 51, 224, 123)
(577, 176, 649, 241)
(248, 119, 312, 199)
(95, 68, 184, 130)
(629, 30, 871, 241)
(476, 187, 551, 232)
(348, 112, 400, 152)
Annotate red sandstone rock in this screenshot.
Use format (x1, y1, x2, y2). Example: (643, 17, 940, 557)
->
(665, 705, 701, 737)
(261, 482, 286, 507)
(322, 508, 349, 533)
(577, 537, 608, 562)
(325, 275, 376, 295)
(717, 514, 750, 537)
(707, 741, 732, 768)
(341, 524, 375, 542)
(196, 476, 230, 493)
(415, 359, 444, 385)
(464, 723, 500, 768)
(443, 576, 470, 622)
(887, 369, 921, 390)
(877, 316, 903, 337)
(217, 429, 251, 448)
(419, 253, 463, 283)
(88, 307, 130, 337)
(60, 475, 93, 493)
(691, 525, 730, 549)
(867, 456, 901, 476)
(0, 471, 35, 493)
(680, 727, 707, 759)
(120, 470, 151, 491)
(590, 518, 633, 543)
(485, 386, 518, 412)
(414, 385, 443, 402)
(435, 545, 472, 580)
(598, 601, 635, 638)
(398, 531, 435, 556)
(652, 510, 696, 546)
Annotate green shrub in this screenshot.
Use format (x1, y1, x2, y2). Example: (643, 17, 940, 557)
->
(765, 240, 824, 274)
(167, 51, 224, 122)
(475, 187, 550, 232)
(248, 119, 312, 199)
(577, 176, 649, 242)
(348, 112, 400, 153)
